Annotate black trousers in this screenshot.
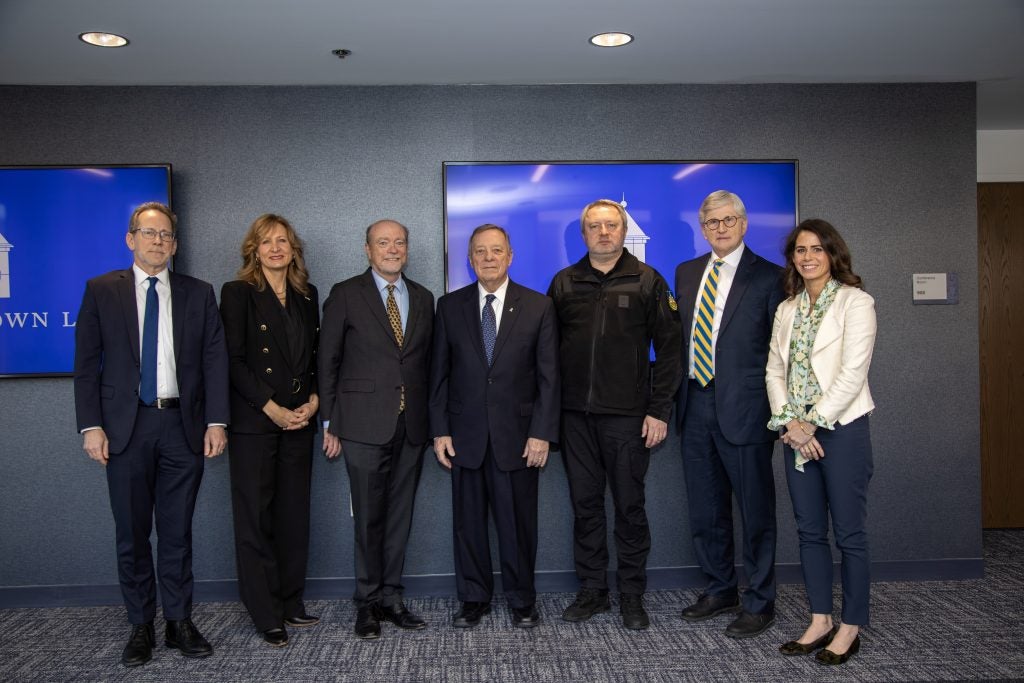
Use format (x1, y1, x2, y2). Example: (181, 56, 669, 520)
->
(228, 429, 314, 631)
(561, 410, 650, 594)
(341, 414, 425, 607)
(451, 442, 539, 608)
(106, 406, 204, 625)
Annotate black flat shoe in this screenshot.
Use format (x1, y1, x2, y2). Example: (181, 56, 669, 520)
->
(724, 610, 775, 639)
(165, 618, 213, 658)
(354, 606, 381, 640)
(816, 635, 861, 665)
(121, 622, 154, 667)
(453, 601, 491, 628)
(378, 603, 427, 630)
(262, 628, 289, 647)
(780, 626, 837, 655)
(681, 593, 740, 622)
(284, 613, 319, 628)
(511, 605, 541, 628)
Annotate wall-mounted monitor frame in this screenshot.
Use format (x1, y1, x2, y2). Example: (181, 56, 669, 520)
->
(442, 160, 799, 296)
(0, 164, 172, 378)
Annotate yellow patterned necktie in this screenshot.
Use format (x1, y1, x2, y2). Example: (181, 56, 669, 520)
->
(693, 260, 723, 386)
(385, 284, 405, 411)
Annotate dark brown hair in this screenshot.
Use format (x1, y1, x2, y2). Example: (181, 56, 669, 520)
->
(782, 218, 863, 297)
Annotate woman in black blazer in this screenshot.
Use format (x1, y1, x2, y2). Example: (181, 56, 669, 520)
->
(220, 214, 320, 647)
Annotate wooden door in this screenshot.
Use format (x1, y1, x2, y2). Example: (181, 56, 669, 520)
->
(978, 182, 1024, 528)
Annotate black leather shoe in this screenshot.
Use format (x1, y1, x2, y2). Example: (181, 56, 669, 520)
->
(284, 613, 319, 628)
(725, 610, 775, 639)
(816, 635, 860, 665)
(354, 606, 381, 640)
(780, 626, 837, 656)
(262, 627, 289, 647)
(165, 618, 213, 657)
(620, 593, 650, 630)
(379, 603, 427, 630)
(562, 588, 610, 622)
(121, 622, 154, 667)
(511, 605, 541, 628)
(453, 601, 491, 628)
(681, 593, 741, 622)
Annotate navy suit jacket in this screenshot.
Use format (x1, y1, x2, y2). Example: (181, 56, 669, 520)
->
(675, 246, 784, 445)
(429, 280, 560, 471)
(73, 268, 230, 454)
(319, 269, 434, 446)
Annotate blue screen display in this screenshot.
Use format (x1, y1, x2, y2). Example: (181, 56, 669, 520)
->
(444, 161, 798, 294)
(0, 166, 171, 377)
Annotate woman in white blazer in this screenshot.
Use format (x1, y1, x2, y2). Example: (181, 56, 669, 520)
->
(766, 219, 876, 666)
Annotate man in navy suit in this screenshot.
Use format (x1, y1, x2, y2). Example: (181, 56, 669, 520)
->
(74, 202, 230, 666)
(675, 190, 785, 638)
(430, 224, 559, 629)
(319, 219, 434, 639)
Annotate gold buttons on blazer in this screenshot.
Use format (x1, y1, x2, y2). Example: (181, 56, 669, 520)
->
(265, 368, 273, 374)
(260, 324, 267, 331)
(262, 347, 269, 354)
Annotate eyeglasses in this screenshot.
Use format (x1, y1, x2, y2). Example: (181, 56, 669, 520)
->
(702, 215, 742, 230)
(132, 228, 176, 241)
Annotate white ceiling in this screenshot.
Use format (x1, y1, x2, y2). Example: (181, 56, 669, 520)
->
(2, 0, 1023, 128)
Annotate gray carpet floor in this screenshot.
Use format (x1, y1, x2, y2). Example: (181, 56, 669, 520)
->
(2, 530, 1022, 682)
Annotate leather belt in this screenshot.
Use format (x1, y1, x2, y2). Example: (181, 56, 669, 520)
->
(140, 397, 180, 409)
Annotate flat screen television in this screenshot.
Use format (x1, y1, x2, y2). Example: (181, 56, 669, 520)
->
(443, 160, 799, 295)
(0, 164, 172, 377)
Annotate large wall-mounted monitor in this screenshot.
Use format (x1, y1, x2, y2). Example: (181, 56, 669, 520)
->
(443, 160, 798, 295)
(0, 164, 172, 377)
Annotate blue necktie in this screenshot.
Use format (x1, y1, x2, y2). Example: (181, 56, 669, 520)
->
(140, 276, 159, 405)
(482, 294, 496, 366)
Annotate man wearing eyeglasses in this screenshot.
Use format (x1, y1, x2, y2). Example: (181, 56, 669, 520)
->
(319, 219, 434, 639)
(74, 202, 230, 666)
(674, 190, 785, 638)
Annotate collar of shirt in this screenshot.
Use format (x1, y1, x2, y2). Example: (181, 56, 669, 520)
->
(702, 241, 745, 277)
(478, 277, 509, 332)
(133, 264, 170, 289)
(371, 269, 406, 297)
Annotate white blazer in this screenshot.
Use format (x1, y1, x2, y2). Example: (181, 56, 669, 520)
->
(766, 285, 876, 426)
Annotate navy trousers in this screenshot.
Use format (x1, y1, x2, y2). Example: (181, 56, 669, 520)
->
(785, 415, 873, 625)
(106, 406, 204, 625)
(680, 380, 777, 614)
(451, 442, 539, 608)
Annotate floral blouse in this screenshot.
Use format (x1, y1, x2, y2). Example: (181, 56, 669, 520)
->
(768, 278, 841, 433)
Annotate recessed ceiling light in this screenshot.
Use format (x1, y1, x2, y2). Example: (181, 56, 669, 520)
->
(589, 32, 634, 48)
(79, 32, 129, 48)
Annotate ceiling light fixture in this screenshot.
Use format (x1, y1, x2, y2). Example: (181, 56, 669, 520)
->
(589, 32, 633, 48)
(79, 32, 129, 48)
(332, 49, 352, 59)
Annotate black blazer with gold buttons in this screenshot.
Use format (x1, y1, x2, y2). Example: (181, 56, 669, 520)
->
(220, 279, 320, 435)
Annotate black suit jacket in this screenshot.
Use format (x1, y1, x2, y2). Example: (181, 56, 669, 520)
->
(429, 280, 560, 471)
(219, 280, 320, 434)
(319, 269, 434, 446)
(675, 246, 784, 445)
(73, 268, 230, 454)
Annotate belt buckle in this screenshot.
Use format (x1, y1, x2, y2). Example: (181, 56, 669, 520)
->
(291, 378, 302, 395)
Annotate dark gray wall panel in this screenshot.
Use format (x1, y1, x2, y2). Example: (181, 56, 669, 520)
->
(0, 83, 980, 592)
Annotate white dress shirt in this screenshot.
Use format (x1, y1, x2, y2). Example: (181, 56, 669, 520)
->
(478, 277, 509, 332)
(689, 242, 745, 379)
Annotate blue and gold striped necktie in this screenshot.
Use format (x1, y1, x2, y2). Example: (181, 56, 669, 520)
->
(693, 260, 723, 386)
